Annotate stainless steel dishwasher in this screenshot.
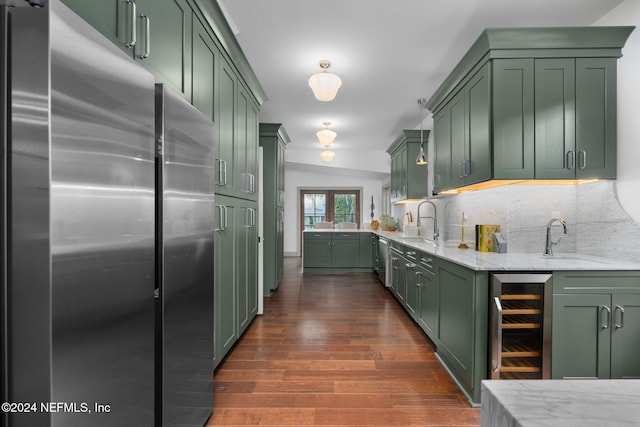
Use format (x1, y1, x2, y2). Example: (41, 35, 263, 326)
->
(377, 236, 390, 286)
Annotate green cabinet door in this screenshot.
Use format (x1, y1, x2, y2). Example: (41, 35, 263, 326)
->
(433, 109, 450, 194)
(575, 58, 617, 179)
(191, 15, 218, 122)
(465, 63, 491, 185)
(216, 60, 236, 195)
(135, 0, 192, 98)
(61, 0, 126, 50)
(331, 234, 360, 268)
(358, 233, 374, 268)
(449, 91, 466, 188)
(417, 266, 438, 341)
(399, 146, 408, 199)
(552, 293, 611, 379)
(436, 259, 477, 392)
(236, 85, 259, 201)
(214, 198, 236, 367)
(534, 58, 575, 179)
(237, 201, 258, 335)
(493, 59, 535, 179)
(404, 262, 419, 319)
(303, 234, 332, 268)
(611, 294, 640, 379)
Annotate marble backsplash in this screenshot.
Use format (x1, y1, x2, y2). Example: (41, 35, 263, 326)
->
(393, 181, 640, 263)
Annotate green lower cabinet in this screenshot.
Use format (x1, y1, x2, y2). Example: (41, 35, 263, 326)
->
(359, 233, 374, 268)
(416, 264, 438, 342)
(435, 258, 488, 405)
(303, 232, 373, 270)
(389, 253, 407, 303)
(237, 201, 258, 336)
(404, 262, 419, 319)
(214, 196, 258, 369)
(552, 271, 640, 380)
(552, 294, 612, 379)
(332, 234, 360, 268)
(214, 198, 236, 368)
(303, 233, 332, 268)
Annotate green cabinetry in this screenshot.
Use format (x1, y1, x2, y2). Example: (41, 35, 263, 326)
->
(213, 195, 259, 368)
(433, 64, 490, 193)
(434, 257, 488, 405)
(260, 124, 290, 295)
(359, 233, 374, 268)
(303, 233, 332, 268)
(416, 254, 438, 341)
(386, 130, 430, 202)
(303, 232, 372, 271)
(552, 271, 640, 380)
(427, 27, 633, 193)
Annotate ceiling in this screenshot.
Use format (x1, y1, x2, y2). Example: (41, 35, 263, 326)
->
(217, 0, 623, 174)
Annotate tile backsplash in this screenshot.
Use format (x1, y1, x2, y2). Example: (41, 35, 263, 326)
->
(394, 181, 640, 263)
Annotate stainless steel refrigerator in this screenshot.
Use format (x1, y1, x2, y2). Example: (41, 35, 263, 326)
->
(0, 1, 214, 426)
(155, 84, 215, 427)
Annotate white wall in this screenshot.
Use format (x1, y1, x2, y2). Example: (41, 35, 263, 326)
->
(594, 0, 640, 223)
(283, 168, 388, 255)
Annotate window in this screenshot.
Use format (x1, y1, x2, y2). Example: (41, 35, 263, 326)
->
(300, 190, 361, 230)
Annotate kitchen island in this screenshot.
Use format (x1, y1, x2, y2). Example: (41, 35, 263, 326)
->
(302, 229, 640, 406)
(481, 379, 640, 426)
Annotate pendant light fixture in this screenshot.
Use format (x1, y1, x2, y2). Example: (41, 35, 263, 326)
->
(416, 98, 428, 165)
(320, 145, 335, 163)
(316, 122, 337, 146)
(308, 60, 342, 101)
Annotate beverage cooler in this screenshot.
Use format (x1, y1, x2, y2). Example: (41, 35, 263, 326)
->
(490, 273, 553, 380)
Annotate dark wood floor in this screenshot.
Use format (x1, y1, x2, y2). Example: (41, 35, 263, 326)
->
(208, 257, 481, 426)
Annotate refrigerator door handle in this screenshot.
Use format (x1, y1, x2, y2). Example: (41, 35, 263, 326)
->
(125, 0, 137, 48)
(491, 296, 503, 377)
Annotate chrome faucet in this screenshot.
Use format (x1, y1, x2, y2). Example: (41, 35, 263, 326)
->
(544, 217, 567, 256)
(416, 200, 439, 241)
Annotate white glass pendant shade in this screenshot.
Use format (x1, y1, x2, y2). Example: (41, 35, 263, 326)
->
(316, 122, 336, 145)
(320, 146, 335, 163)
(308, 61, 342, 101)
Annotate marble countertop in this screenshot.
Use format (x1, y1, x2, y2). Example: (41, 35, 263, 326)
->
(481, 379, 640, 427)
(303, 228, 640, 271)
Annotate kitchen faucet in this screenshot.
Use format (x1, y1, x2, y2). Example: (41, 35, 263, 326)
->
(544, 217, 567, 256)
(416, 200, 439, 241)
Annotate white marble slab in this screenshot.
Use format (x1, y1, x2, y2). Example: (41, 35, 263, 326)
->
(481, 380, 640, 427)
(304, 229, 640, 270)
(377, 230, 640, 271)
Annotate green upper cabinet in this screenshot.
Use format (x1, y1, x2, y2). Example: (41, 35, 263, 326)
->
(575, 58, 618, 179)
(134, 0, 192, 98)
(236, 83, 259, 201)
(433, 64, 491, 193)
(60, 0, 123, 47)
(386, 130, 430, 202)
(191, 14, 217, 121)
(493, 59, 535, 179)
(427, 27, 634, 193)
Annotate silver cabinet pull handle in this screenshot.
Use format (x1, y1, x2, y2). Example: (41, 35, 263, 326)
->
(567, 150, 576, 170)
(601, 305, 611, 329)
(415, 271, 422, 287)
(615, 305, 625, 329)
(578, 149, 587, 170)
(138, 13, 150, 59)
(492, 297, 503, 375)
(215, 205, 223, 231)
(125, 0, 137, 48)
(222, 160, 227, 186)
(458, 161, 464, 179)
